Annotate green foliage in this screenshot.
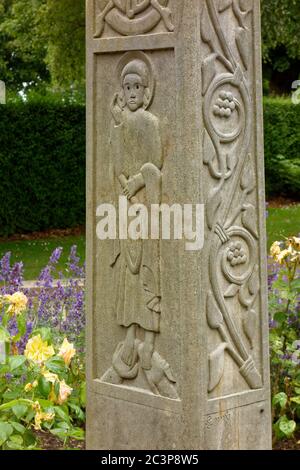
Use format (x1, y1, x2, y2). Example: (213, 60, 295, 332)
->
(0, 293, 85, 450)
(0, 0, 49, 94)
(269, 237, 300, 442)
(261, 0, 300, 72)
(0, 101, 85, 237)
(0, 0, 85, 95)
(38, 0, 85, 90)
(264, 98, 300, 197)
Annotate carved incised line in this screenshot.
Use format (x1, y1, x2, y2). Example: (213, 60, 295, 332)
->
(94, 0, 174, 37)
(201, 0, 261, 393)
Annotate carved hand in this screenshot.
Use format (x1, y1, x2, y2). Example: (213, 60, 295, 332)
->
(111, 93, 123, 125)
(123, 177, 138, 200)
(123, 173, 145, 200)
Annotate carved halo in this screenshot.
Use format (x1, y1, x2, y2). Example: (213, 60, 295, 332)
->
(116, 51, 156, 109)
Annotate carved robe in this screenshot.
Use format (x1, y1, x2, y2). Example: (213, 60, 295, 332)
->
(110, 107, 163, 333)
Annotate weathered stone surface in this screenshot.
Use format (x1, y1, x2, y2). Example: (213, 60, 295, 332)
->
(86, 0, 271, 450)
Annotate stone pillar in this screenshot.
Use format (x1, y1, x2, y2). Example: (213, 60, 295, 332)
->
(86, 0, 272, 450)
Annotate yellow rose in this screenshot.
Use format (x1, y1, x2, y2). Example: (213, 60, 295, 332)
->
(57, 380, 73, 405)
(24, 383, 33, 392)
(291, 237, 300, 251)
(32, 401, 41, 412)
(270, 241, 281, 259)
(25, 380, 38, 392)
(34, 410, 55, 431)
(25, 335, 55, 364)
(34, 412, 43, 431)
(277, 249, 290, 264)
(58, 338, 76, 367)
(4, 292, 28, 316)
(42, 369, 59, 384)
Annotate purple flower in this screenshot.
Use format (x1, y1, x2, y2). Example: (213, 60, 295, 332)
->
(0, 247, 85, 351)
(269, 319, 277, 329)
(49, 247, 63, 265)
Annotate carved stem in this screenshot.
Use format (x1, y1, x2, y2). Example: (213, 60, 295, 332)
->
(225, 187, 248, 229)
(210, 240, 249, 361)
(206, 0, 237, 69)
(218, 325, 244, 367)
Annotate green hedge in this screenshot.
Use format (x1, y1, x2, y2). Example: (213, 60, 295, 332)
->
(264, 98, 300, 198)
(0, 99, 298, 236)
(0, 103, 85, 236)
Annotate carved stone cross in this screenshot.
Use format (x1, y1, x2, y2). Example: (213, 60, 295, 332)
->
(86, 0, 271, 450)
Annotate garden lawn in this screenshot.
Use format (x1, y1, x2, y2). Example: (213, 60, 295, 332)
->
(0, 235, 85, 280)
(0, 204, 299, 280)
(267, 204, 300, 249)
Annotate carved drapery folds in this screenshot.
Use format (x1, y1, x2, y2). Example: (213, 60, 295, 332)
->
(201, 0, 262, 393)
(94, 0, 174, 37)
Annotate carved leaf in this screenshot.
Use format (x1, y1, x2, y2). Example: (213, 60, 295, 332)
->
(248, 264, 259, 296)
(203, 129, 216, 165)
(240, 154, 255, 192)
(208, 343, 227, 392)
(201, 6, 212, 44)
(202, 54, 217, 96)
(236, 27, 251, 70)
(243, 309, 257, 349)
(207, 292, 223, 329)
(224, 283, 240, 298)
(207, 189, 222, 230)
(241, 204, 258, 239)
(239, 285, 251, 308)
(218, 0, 233, 13)
(233, 64, 244, 85)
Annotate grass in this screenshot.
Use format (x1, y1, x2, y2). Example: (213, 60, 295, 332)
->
(267, 204, 300, 249)
(0, 235, 85, 280)
(0, 204, 298, 280)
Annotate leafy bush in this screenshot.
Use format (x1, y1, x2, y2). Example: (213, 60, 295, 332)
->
(0, 247, 85, 449)
(264, 98, 300, 198)
(269, 236, 300, 442)
(0, 102, 85, 237)
(0, 301, 85, 449)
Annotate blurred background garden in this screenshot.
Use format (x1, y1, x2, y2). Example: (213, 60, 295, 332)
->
(0, 0, 299, 450)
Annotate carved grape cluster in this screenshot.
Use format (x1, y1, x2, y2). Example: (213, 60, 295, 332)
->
(213, 91, 236, 118)
(227, 242, 247, 267)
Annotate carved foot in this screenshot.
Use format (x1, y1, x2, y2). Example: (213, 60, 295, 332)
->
(121, 339, 136, 367)
(113, 342, 139, 380)
(138, 344, 178, 399)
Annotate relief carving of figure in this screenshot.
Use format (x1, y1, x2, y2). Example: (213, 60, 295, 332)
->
(101, 52, 178, 400)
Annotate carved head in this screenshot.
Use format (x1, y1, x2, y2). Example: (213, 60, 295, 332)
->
(120, 59, 151, 111)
